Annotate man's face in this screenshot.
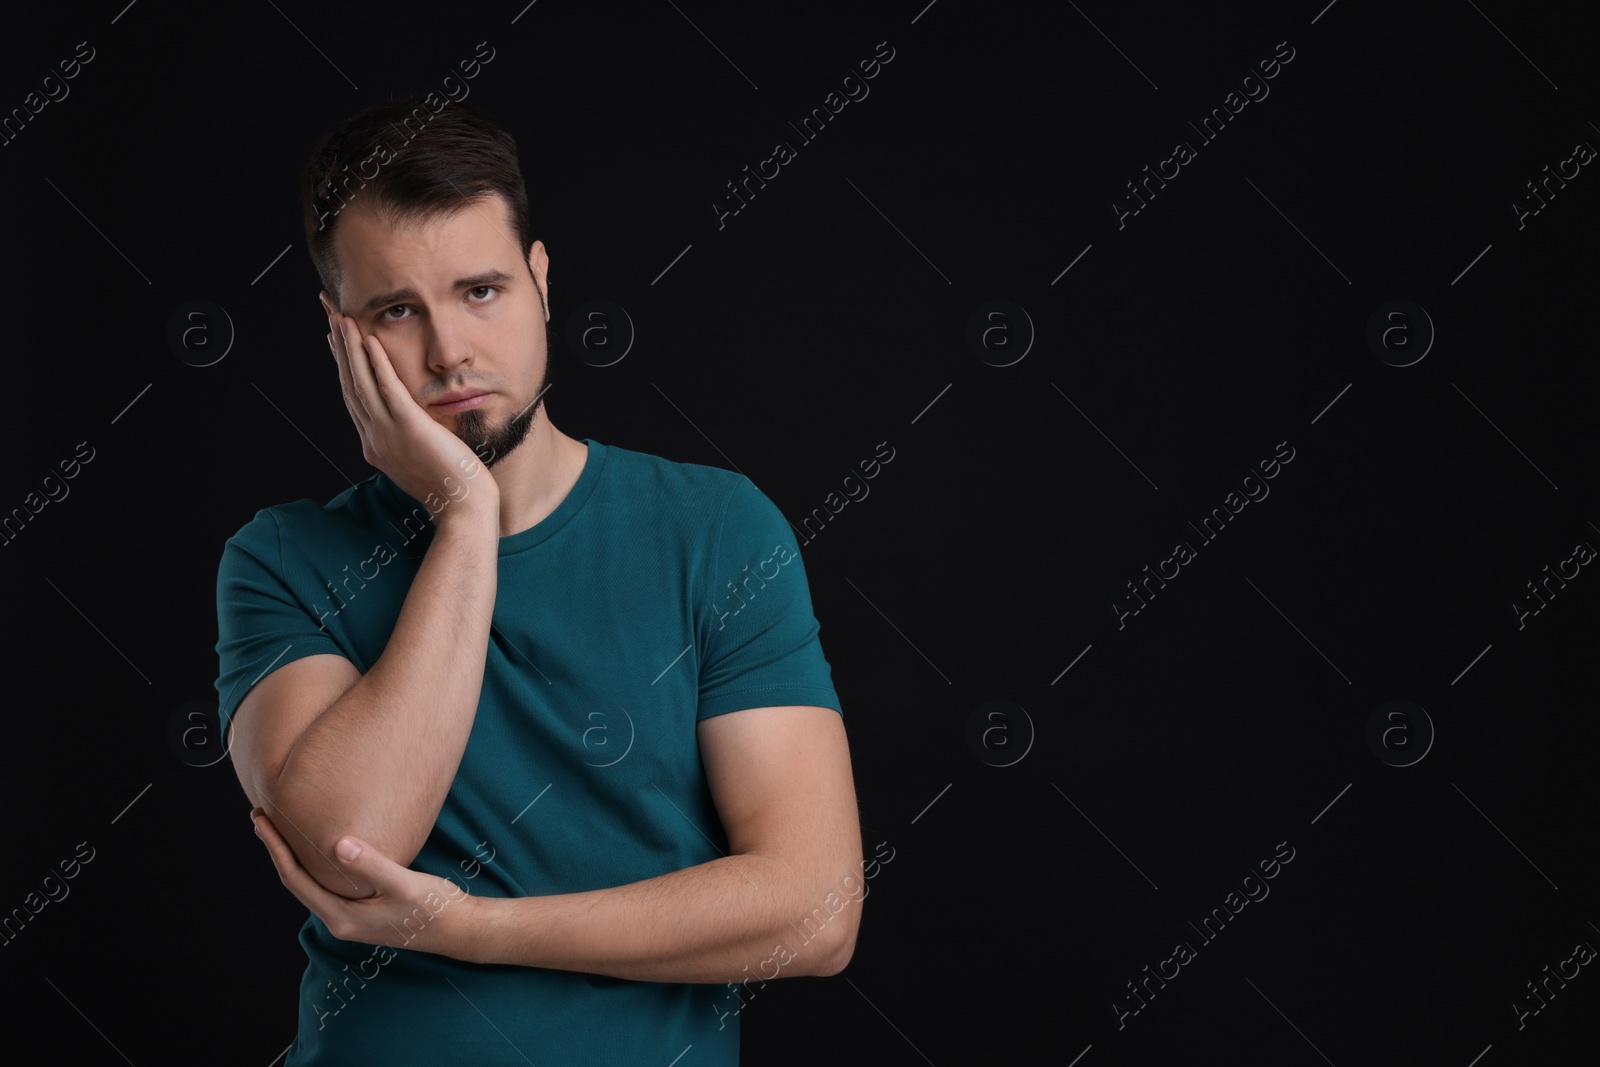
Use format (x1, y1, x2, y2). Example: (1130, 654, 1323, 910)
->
(320, 193, 551, 468)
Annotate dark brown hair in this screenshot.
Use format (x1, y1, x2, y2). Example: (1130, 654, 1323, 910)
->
(300, 97, 532, 306)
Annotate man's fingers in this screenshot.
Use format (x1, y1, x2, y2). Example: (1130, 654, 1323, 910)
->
(329, 317, 368, 419)
(362, 333, 419, 425)
(338, 317, 420, 432)
(330, 313, 392, 469)
(331, 836, 417, 899)
(252, 812, 457, 950)
(328, 318, 380, 464)
(253, 812, 305, 882)
(335, 314, 385, 427)
(253, 812, 359, 914)
(253, 811, 310, 891)
(328, 329, 376, 455)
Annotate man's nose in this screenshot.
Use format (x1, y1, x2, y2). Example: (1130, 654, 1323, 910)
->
(427, 311, 475, 372)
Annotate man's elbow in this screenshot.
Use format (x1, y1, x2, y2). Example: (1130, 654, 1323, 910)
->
(801, 901, 860, 977)
(269, 809, 376, 900)
(257, 784, 389, 900)
(769, 895, 859, 977)
(816, 919, 859, 976)
(802, 847, 865, 976)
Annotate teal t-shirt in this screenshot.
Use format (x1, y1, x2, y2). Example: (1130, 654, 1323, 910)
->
(214, 439, 842, 1065)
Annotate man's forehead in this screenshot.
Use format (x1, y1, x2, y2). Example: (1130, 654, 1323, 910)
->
(337, 196, 515, 260)
(334, 196, 523, 304)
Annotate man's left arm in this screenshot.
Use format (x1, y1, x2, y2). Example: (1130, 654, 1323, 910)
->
(253, 703, 863, 981)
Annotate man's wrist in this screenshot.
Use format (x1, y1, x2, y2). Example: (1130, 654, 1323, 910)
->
(456, 888, 499, 965)
(431, 491, 500, 536)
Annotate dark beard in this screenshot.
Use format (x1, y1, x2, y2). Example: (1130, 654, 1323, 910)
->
(457, 402, 534, 470)
(455, 317, 554, 470)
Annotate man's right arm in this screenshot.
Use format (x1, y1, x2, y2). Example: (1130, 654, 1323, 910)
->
(227, 309, 501, 899)
(228, 499, 498, 900)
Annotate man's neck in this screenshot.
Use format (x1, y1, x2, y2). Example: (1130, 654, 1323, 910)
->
(489, 417, 588, 539)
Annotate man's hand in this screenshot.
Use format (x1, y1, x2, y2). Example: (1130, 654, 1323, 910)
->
(252, 807, 480, 959)
(327, 309, 497, 521)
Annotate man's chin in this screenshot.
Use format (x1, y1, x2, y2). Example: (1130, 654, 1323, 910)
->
(458, 404, 538, 469)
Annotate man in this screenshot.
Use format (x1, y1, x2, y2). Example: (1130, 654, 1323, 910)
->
(215, 97, 862, 1065)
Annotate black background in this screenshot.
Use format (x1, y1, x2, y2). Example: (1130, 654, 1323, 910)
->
(2, 1, 1597, 1063)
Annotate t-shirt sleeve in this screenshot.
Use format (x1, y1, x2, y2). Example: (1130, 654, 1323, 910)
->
(214, 509, 346, 744)
(697, 476, 842, 720)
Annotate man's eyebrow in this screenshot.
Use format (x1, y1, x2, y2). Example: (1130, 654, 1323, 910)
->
(359, 269, 518, 313)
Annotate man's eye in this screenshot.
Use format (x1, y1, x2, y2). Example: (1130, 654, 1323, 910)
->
(469, 286, 495, 300)
(381, 305, 410, 320)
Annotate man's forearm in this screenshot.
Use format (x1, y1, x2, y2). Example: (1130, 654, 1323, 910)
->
(266, 505, 499, 896)
(456, 851, 862, 982)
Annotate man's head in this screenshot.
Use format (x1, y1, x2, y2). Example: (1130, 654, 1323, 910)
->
(300, 98, 552, 467)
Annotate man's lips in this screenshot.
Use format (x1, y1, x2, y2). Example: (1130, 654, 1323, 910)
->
(431, 390, 491, 412)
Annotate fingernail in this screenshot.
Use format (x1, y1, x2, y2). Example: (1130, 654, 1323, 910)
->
(336, 838, 362, 862)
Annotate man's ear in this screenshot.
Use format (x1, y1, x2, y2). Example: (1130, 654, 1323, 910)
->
(318, 290, 339, 319)
(527, 240, 550, 322)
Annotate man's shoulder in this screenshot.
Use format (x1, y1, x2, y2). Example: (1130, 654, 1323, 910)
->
(589, 442, 792, 560)
(595, 440, 752, 507)
(221, 474, 404, 561)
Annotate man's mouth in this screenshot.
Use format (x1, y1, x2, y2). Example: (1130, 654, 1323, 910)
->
(431, 390, 492, 412)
